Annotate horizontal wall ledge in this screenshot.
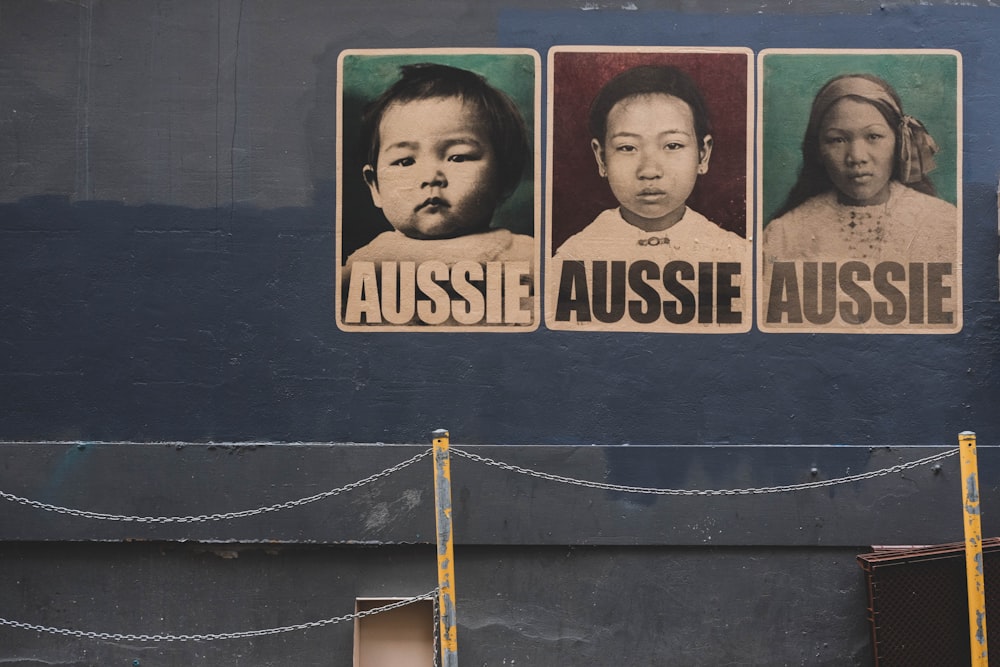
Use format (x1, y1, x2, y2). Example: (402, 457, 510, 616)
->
(0, 441, 990, 547)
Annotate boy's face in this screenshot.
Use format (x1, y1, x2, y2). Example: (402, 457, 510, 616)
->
(592, 93, 712, 230)
(364, 96, 501, 239)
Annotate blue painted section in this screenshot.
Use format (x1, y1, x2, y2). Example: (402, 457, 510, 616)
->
(1, 4, 998, 449)
(36, 444, 92, 504)
(2, 206, 998, 446)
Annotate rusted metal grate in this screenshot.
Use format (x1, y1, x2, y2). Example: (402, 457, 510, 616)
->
(857, 538, 1000, 666)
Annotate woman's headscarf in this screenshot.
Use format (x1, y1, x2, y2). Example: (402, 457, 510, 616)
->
(806, 74, 939, 184)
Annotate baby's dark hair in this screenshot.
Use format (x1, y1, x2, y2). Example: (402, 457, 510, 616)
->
(361, 63, 530, 198)
(589, 65, 711, 145)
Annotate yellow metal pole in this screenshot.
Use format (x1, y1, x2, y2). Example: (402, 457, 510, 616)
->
(960, 431, 988, 666)
(432, 429, 458, 667)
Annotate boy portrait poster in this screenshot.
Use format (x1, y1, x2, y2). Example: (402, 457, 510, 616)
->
(336, 49, 541, 332)
(545, 47, 753, 334)
(757, 50, 962, 334)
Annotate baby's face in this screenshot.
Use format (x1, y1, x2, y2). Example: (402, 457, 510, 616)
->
(365, 96, 501, 239)
(592, 93, 711, 230)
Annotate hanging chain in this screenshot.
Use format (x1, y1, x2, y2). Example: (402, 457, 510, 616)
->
(450, 447, 958, 496)
(0, 446, 957, 518)
(0, 449, 431, 523)
(0, 444, 961, 647)
(0, 589, 438, 643)
(432, 592, 442, 667)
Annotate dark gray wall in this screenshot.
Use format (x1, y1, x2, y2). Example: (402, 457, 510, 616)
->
(0, 541, 881, 666)
(2, 1, 1000, 664)
(1, 442, 992, 665)
(0, 542, 875, 666)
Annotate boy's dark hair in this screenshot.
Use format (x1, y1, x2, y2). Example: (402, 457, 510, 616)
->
(361, 63, 530, 198)
(588, 65, 712, 146)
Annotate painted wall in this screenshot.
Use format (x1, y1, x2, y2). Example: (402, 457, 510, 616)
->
(3, 0, 998, 445)
(2, 1, 999, 664)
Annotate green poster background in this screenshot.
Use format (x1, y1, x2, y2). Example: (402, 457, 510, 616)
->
(339, 51, 537, 261)
(760, 51, 959, 227)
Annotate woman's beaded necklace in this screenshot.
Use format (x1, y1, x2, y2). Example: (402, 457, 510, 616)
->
(838, 202, 889, 260)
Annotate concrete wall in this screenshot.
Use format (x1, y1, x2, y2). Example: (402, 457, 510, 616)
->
(2, 1, 999, 664)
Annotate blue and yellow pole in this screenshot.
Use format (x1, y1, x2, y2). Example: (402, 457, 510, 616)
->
(432, 429, 458, 667)
(960, 431, 988, 666)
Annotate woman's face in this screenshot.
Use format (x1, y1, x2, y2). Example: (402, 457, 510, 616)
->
(818, 97, 896, 206)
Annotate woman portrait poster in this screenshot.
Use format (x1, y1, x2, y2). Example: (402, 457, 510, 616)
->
(757, 50, 962, 334)
(545, 47, 753, 333)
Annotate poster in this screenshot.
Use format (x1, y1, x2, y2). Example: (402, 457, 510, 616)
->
(757, 49, 963, 334)
(545, 47, 753, 333)
(336, 49, 541, 331)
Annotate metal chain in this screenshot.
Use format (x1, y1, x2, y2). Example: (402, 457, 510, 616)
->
(0, 589, 438, 643)
(450, 447, 958, 496)
(0, 449, 431, 523)
(0, 446, 961, 646)
(432, 592, 441, 667)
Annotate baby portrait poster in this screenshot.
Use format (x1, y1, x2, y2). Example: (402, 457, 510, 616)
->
(336, 49, 541, 332)
(757, 49, 962, 334)
(545, 47, 753, 333)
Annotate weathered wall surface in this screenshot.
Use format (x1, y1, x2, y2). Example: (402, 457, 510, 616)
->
(1, 442, 994, 665)
(3, 1, 998, 445)
(2, 1, 999, 664)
